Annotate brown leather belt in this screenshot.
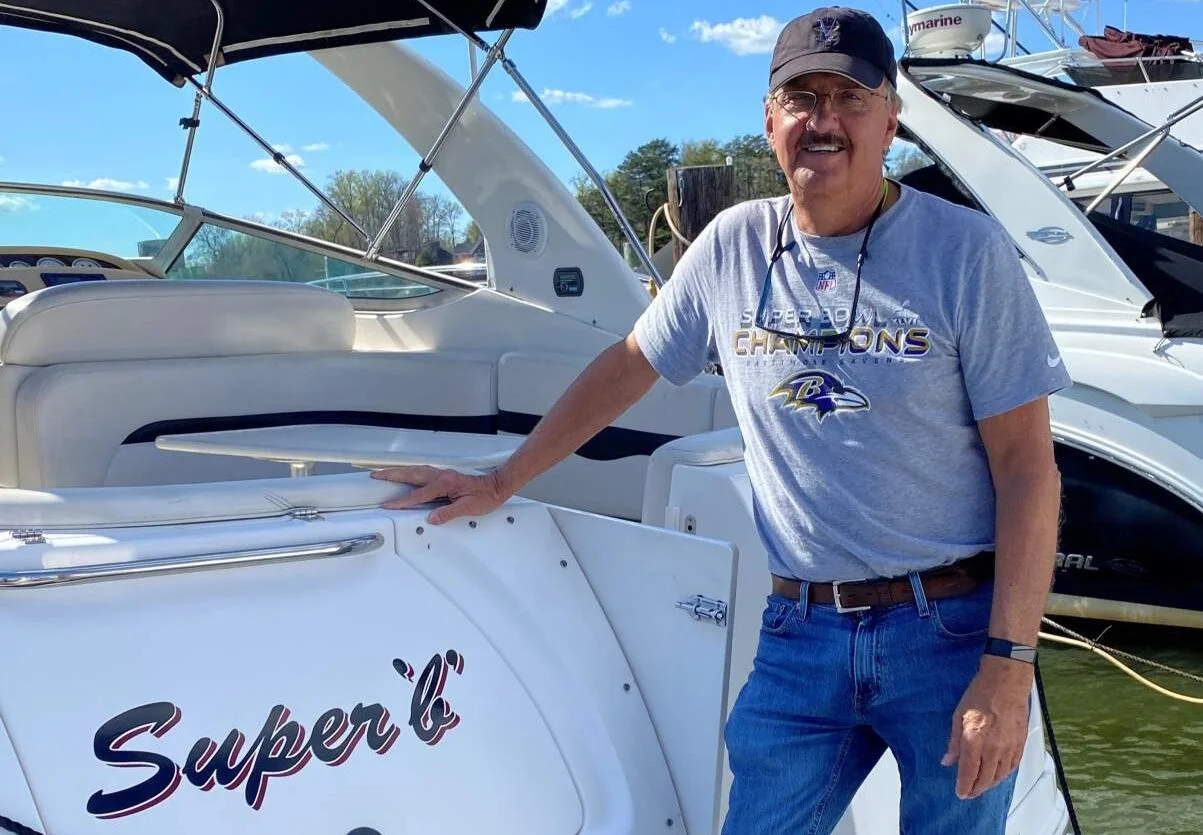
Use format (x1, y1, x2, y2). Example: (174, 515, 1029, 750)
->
(771, 551, 995, 612)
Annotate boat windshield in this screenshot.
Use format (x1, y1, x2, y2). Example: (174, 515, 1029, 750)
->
(0, 188, 183, 261)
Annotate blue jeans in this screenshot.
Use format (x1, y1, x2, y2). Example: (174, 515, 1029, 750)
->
(722, 577, 1020, 835)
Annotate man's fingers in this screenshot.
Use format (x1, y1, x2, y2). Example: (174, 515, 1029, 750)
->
(374, 469, 505, 523)
(942, 717, 962, 767)
(970, 743, 1022, 799)
(371, 465, 433, 485)
(955, 738, 983, 800)
(967, 751, 1004, 799)
(379, 479, 448, 510)
(427, 500, 468, 526)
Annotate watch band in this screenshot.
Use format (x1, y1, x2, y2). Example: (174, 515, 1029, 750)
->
(984, 637, 1037, 664)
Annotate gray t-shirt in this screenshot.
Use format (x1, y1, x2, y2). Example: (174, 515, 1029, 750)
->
(634, 187, 1071, 582)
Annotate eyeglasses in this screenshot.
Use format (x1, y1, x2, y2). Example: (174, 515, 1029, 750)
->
(772, 88, 885, 118)
(753, 183, 889, 347)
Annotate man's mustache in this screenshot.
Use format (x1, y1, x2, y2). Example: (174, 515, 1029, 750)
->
(798, 133, 848, 148)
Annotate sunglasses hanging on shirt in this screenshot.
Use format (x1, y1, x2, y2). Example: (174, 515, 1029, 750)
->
(753, 180, 889, 347)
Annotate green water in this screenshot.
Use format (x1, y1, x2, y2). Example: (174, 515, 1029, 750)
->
(1039, 622, 1203, 835)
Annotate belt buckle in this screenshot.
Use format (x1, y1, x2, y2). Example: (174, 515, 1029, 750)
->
(832, 581, 871, 613)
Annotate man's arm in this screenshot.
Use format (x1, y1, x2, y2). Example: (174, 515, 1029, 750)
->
(980, 395, 1061, 647)
(943, 395, 1061, 799)
(373, 333, 661, 523)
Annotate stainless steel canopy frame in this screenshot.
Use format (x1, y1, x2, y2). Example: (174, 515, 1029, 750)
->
(161, 0, 664, 284)
(169, 0, 369, 241)
(408, 0, 666, 287)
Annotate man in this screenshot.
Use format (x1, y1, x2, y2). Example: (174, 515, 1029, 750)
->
(372, 6, 1070, 833)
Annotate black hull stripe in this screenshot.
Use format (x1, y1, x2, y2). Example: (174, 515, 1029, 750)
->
(122, 411, 681, 462)
(496, 411, 678, 460)
(123, 412, 498, 446)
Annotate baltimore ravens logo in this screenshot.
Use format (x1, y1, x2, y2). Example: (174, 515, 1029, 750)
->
(769, 370, 870, 421)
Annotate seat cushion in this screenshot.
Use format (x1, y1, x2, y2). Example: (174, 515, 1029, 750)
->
(641, 427, 744, 527)
(0, 279, 354, 365)
(8, 352, 498, 488)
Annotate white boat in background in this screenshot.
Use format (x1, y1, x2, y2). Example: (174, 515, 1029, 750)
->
(904, 0, 1203, 241)
(884, 2, 1203, 631)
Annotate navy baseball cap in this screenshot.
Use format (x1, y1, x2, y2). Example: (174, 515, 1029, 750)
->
(769, 7, 897, 92)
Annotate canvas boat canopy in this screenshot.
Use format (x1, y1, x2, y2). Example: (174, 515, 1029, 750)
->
(0, 0, 547, 84)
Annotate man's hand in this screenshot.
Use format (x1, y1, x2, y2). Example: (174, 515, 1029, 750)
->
(942, 657, 1033, 800)
(371, 466, 509, 524)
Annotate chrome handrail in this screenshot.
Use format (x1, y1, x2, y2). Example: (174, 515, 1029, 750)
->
(0, 533, 383, 589)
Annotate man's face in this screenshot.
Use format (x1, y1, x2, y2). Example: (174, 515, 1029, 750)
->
(764, 71, 899, 201)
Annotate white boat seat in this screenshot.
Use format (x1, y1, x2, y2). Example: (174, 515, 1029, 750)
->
(0, 280, 498, 488)
(640, 427, 744, 527)
(0, 278, 355, 365)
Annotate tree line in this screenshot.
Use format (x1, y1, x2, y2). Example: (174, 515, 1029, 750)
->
(179, 138, 933, 282)
(175, 169, 479, 282)
(573, 134, 789, 253)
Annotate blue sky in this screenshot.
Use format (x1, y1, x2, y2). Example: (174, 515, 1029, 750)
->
(0, 0, 1196, 241)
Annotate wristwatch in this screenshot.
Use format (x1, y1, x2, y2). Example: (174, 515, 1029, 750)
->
(983, 637, 1038, 664)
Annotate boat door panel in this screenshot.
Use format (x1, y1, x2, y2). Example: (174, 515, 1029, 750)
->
(0, 510, 584, 834)
(549, 505, 739, 835)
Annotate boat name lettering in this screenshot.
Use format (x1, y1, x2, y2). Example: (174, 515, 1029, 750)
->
(86, 650, 465, 819)
(1055, 552, 1099, 571)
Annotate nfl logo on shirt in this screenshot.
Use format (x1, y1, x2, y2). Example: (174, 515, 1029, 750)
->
(816, 270, 837, 293)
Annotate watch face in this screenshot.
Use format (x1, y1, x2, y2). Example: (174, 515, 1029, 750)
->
(1012, 646, 1038, 663)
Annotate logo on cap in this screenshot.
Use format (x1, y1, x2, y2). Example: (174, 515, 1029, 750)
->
(815, 16, 841, 47)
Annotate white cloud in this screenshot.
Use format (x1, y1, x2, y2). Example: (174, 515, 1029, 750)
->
(691, 16, 783, 55)
(166, 176, 180, 192)
(547, 0, 569, 14)
(250, 153, 306, 174)
(659, 28, 677, 44)
(61, 177, 150, 192)
(0, 195, 33, 213)
(271, 143, 293, 153)
(607, 0, 630, 15)
(512, 88, 632, 108)
(569, 2, 593, 19)
(301, 142, 330, 152)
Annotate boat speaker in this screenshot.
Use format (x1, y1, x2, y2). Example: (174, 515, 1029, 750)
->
(508, 201, 547, 257)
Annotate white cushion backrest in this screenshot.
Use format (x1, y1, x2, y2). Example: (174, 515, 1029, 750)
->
(0, 279, 354, 366)
(11, 352, 498, 488)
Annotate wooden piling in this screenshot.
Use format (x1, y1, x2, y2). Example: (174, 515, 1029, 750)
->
(666, 164, 736, 264)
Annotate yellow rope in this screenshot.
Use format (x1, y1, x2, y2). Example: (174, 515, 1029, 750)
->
(1038, 631, 1203, 705)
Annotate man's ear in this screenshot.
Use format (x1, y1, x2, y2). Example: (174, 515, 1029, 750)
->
(883, 105, 899, 155)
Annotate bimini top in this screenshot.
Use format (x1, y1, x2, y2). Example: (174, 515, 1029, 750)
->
(0, 0, 547, 85)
